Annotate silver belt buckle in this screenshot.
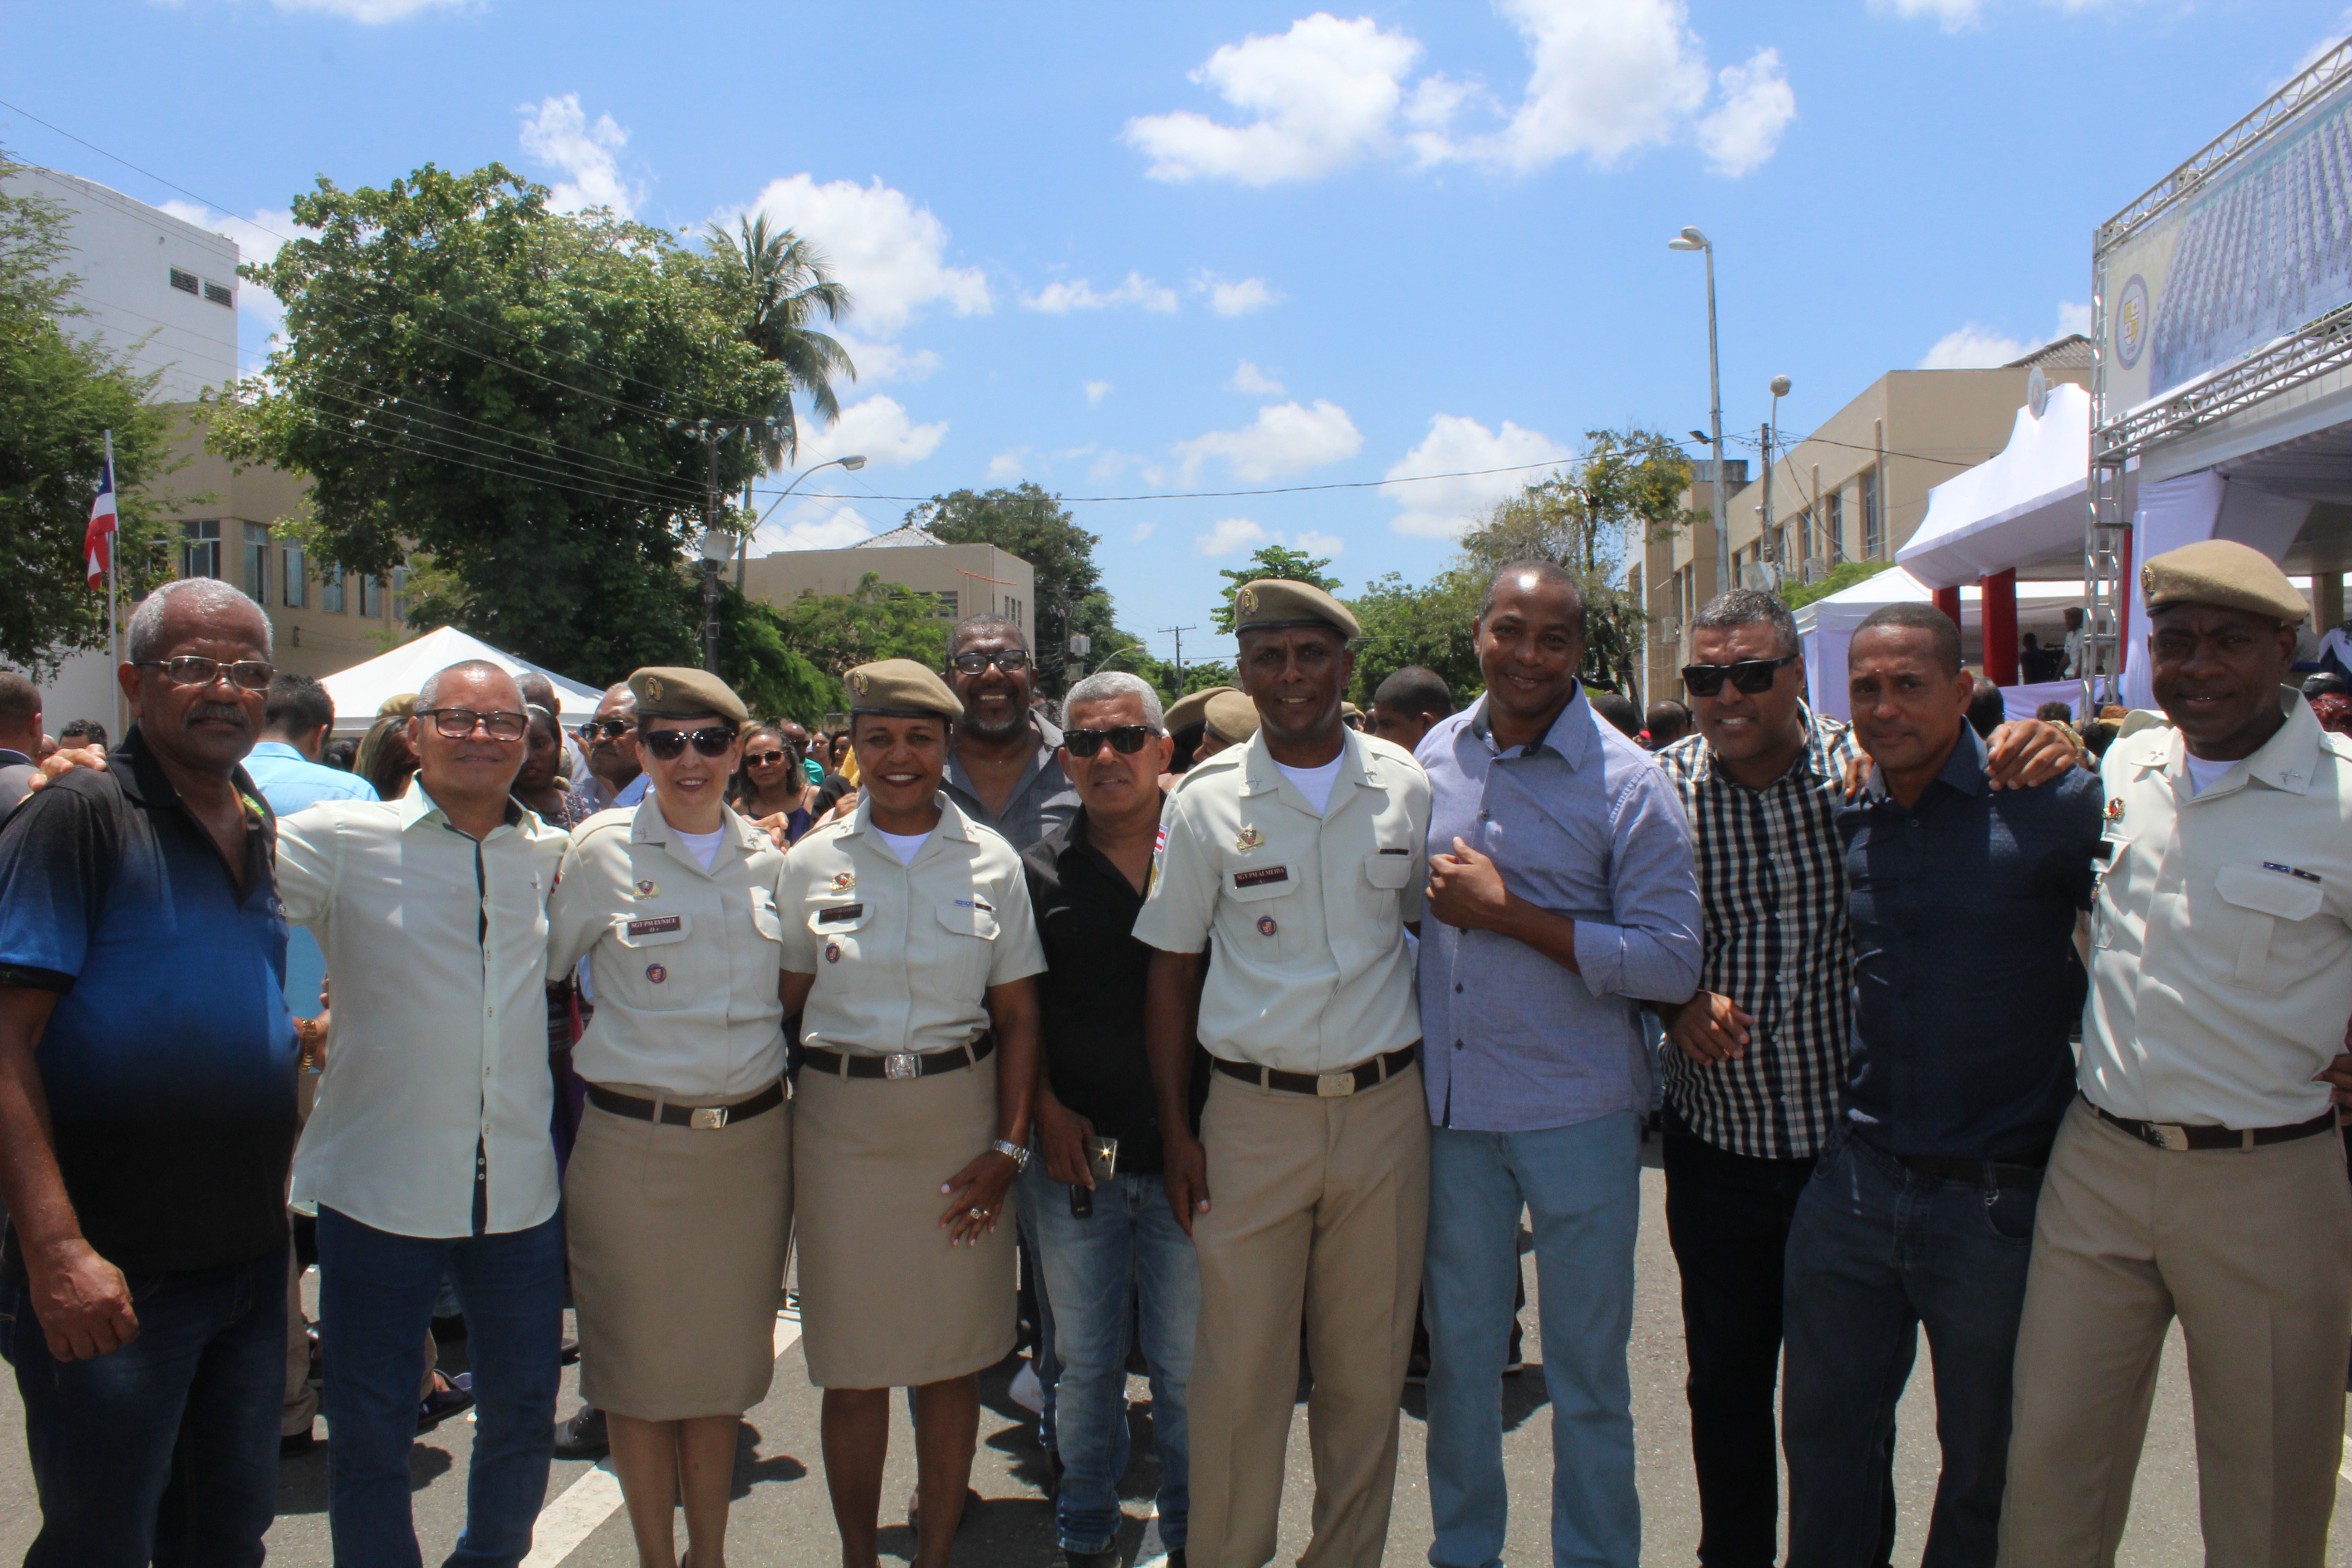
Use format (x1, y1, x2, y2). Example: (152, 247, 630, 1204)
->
(1316, 1071, 1357, 1098)
(2149, 1122, 2190, 1152)
(884, 1052, 921, 1081)
(689, 1105, 730, 1131)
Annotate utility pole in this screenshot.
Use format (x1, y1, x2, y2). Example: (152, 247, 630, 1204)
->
(672, 413, 787, 674)
(1759, 420, 1775, 581)
(1159, 625, 1196, 691)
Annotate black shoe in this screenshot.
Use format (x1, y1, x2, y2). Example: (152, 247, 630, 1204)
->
(1059, 1551, 1119, 1568)
(1504, 1320, 1525, 1375)
(417, 1372, 475, 1432)
(552, 1402, 609, 1460)
(1404, 1345, 1430, 1385)
(279, 1426, 315, 1458)
(1168, 1551, 1186, 1568)
(430, 1313, 468, 1345)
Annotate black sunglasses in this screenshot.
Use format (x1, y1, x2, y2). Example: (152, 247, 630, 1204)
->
(1681, 654, 1799, 698)
(1063, 725, 1159, 758)
(639, 726, 739, 760)
(744, 749, 791, 766)
(951, 648, 1030, 674)
(578, 718, 630, 741)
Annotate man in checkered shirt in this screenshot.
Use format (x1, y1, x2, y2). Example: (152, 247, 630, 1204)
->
(1651, 590, 2078, 1568)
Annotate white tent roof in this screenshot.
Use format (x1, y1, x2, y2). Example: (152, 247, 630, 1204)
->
(316, 626, 604, 737)
(1896, 382, 2091, 588)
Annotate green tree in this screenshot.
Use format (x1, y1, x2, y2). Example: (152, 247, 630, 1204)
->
(1210, 543, 1342, 635)
(207, 162, 792, 687)
(906, 483, 1113, 695)
(704, 583, 834, 721)
(773, 571, 949, 710)
(1779, 558, 1891, 610)
(0, 157, 178, 675)
(1347, 568, 1483, 705)
(703, 213, 854, 470)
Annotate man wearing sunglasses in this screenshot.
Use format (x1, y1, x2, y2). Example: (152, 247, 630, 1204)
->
(577, 682, 651, 813)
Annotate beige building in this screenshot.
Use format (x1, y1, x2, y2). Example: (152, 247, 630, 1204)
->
(1639, 338, 2093, 703)
(741, 523, 1035, 631)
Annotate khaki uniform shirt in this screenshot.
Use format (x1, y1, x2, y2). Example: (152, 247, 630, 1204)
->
(2082, 691, 2352, 1128)
(548, 799, 791, 1098)
(778, 793, 1046, 1055)
(1134, 727, 1431, 1073)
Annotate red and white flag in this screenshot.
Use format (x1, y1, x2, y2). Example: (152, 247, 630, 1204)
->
(83, 453, 117, 591)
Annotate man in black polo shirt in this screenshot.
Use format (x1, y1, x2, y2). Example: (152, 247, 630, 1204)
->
(0, 578, 300, 1568)
(1021, 669, 1205, 1568)
(1780, 602, 2101, 1568)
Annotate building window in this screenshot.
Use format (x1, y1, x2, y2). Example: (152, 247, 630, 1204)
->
(242, 524, 269, 603)
(169, 266, 199, 295)
(1861, 468, 1883, 559)
(932, 590, 959, 620)
(320, 565, 345, 615)
(391, 566, 410, 622)
(360, 574, 383, 619)
(282, 541, 306, 608)
(181, 520, 221, 579)
(202, 280, 233, 308)
(1823, 492, 1844, 562)
(1007, 598, 1022, 628)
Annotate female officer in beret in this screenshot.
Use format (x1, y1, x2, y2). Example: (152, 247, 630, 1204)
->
(777, 656, 1046, 1568)
(546, 666, 792, 1568)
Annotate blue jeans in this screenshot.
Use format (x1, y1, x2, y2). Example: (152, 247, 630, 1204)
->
(1424, 1112, 1642, 1568)
(1781, 1132, 2041, 1568)
(0, 1244, 285, 1568)
(1021, 1162, 1200, 1554)
(318, 1207, 565, 1568)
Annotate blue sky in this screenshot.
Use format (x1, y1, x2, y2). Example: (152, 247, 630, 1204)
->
(6, 0, 2347, 665)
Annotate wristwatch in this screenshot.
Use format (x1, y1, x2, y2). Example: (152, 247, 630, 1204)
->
(990, 1138, 1033, 1173)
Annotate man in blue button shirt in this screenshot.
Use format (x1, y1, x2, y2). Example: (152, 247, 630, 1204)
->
(1781, 602, 2100, 1568)
(244, 672, 378, 1016)
(1416, 561, 1702, 1568)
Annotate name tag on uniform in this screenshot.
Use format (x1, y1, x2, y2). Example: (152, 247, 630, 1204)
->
(1234, 866, 1289, 888)
(818, 903, 866, 924)
(2264, 862, 2323, 884)
(1377, 847, 1410, 856)
(626, 916, 683, 937)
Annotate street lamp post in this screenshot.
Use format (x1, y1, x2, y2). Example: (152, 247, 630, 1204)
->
(1667, 227, 1730, 599)
(739, 453, 869, 592)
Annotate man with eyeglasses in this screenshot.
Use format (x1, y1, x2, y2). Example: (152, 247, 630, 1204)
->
(273, 658, 572, 1567)
(942, 615, 1079, 856)
(578, 682, 651, 813)
(1652, 589, 2075, 1568)
(0, 578, 300, 1568)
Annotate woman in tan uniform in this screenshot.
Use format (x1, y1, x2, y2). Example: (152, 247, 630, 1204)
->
(547, 667, 792, 1568)
(778, 658, 1045, 1568)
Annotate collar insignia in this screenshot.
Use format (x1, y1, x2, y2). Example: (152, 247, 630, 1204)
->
(1235, 825, 1263, 850)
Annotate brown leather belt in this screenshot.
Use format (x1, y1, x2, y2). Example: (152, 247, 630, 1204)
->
(1213, 1042, 1418, 1098)
(802, 1030, 996, 1082)
(586, 1079, 784, 1131)
(2094, 1102, 2337, 1153)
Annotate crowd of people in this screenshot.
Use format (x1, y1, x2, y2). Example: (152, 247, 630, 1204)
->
(0, 537, 2348, 1568)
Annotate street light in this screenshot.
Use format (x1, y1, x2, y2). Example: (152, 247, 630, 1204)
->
(738, 453, 869, 591)
(1667, 226, 1730, 599)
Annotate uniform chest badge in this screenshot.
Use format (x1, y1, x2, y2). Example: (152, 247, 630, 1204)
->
(1257, 915, 1279, 937)
(636, 878, 659, 898)
(831, 870, 856, 892)
(2103, 798, 2125, 823)
(645, 963, 668, 984)
(824, 940, 843, 964)
(1235, 825, 1263, 851)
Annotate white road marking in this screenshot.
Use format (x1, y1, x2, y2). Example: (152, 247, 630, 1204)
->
(521, 1310, 803, 1568)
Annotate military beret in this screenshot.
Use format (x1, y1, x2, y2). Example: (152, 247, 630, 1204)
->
(1341, 701, 1365, 721)
(1232, 578, 1361, 641)
(1204, 689, 1262, 745)
(843, 658, 962, 721)
(1164, 685, 1236, 734)
(628, 666, 749, 725)
(2140, 539, 2308, 625)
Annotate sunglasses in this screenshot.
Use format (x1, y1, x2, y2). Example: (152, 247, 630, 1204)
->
(578, 718, 630, 742)
(1680, 654, 1799, 698)
(951, 648, 1030, 674)
(639, 726, 738, 760)
(744, 749, 791, 766)
(1063, 725, 1159, 758)
(136, 656, 274, 692)
(421, 708, 528, 741)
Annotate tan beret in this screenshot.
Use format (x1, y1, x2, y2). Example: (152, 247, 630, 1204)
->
(843, 658, 961, 721)
(628, 666, 748, 724)
(2140, 539, 2307, 624)
(1204, 689, 1262, 745)
(1164, 685, 1236, 733)
(377, 692, 420, 719)
(1341, 701, 1365, 721)
(1232, 578, 1360, 640)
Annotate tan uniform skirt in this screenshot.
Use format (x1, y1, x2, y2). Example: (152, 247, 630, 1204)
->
(566, 1080, 794, 1420)
(793, 1056, 1015, 1388)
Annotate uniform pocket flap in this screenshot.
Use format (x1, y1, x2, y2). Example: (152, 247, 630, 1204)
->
(748, 887, 786, 941)
(1223, 862, 1293, 900)
(936, 899, 1000, 940)
(807, 901, 871, 934)
(613, 912, 692, 947)
(1363, 851, 1414, 889)
(2215, 863, 2323, 922)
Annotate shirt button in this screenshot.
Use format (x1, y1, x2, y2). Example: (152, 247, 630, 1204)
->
(1454, 1039, 1465, 1050)
(1454, 983, 1463, 993)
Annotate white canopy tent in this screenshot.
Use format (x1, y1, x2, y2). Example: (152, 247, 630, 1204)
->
(1897, 383, 2094, 588)
(1795, 568, 2097, 722)
(316, 626, 603, 738)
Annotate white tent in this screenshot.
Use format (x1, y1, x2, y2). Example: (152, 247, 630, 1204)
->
(1794, 569, 2096, 722)
(316, 626, 603, 737)
(1897, 383, 2093, 588)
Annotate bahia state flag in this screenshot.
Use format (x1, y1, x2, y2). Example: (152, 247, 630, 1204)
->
(83, 454, 117, 590)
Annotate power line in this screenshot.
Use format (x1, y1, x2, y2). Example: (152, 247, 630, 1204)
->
(748, 452, 1594, 508)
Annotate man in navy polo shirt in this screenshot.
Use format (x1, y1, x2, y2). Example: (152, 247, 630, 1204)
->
(0, 577, 300, 1568)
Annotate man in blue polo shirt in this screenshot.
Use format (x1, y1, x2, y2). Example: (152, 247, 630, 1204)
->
(0, 578, 300, 1568)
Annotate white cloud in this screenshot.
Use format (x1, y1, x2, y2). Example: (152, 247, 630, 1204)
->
(1695, 48, 1795, 177)
(985, 448, 1029, 482)
(1418, 0, 1712, 172)
(723, 175, 990, 336)
(1193, 516, 1346, 557)
(1228, 360, 1286, 395)
(1175, 399, 1362, 482)
(1872, 0, 1983, 28)
(751, 496, 882, 554)
(832, 331, 940, 386)
(2056, 300, 2094, 337)
(1382, 413, 1566, 537)
(1289, 529, 1347, 557)
(1195, 273, 1281, 315)
(1085, 380, 1113, 406)
(1125, 14, 1423, 185)
(1022, 272, 1180, 314)
(517, 95, 642, 218)
(1130, 519, 1159, 542)
(1916, 301, 2092, 369)
(267, 0, 466, 21)
(797, 394, 946, 468)
(158, 201, 300, 346)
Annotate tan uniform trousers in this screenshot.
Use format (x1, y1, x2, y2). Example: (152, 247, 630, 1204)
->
(1187, 1060, 1430, 1568)
(1999, 1096, 2352, 1568)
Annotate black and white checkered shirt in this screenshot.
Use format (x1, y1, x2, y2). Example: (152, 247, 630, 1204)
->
(1654, 708, 1859, 1160)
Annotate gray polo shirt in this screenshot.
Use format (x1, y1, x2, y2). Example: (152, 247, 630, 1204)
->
(943, 714, 1080, 854)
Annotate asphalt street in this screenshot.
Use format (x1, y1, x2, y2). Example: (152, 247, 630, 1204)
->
(3, 1167, 2348, 1565)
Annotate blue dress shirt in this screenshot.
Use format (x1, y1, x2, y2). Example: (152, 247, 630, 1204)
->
(242, 740, 377, 1015)
(1416, 687, 1703, 1132)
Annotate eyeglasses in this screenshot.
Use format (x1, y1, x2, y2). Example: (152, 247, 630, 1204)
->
(744, 749, 791, 766)
(578, 718, 630, 742)
(136, 657, 274, 692)
(420, 708, 528, 741)
(1680, 654, 1799, 698)
(1063, 725, 1159, 758)
(639, 726, 738, 760)
(951, 648, 1030, 674)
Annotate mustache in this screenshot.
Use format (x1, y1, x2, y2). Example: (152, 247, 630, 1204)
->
(183, 701, 251, 730)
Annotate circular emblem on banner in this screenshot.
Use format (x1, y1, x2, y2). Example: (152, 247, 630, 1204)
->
(645, 963, 667, 984)
(824, 940, 843, 964)
(1256, 915, 1278, 937)
(2114, 274, 2151, 371)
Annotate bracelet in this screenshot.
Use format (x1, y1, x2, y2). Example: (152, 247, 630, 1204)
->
(990, 1138, 1032, 1174)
